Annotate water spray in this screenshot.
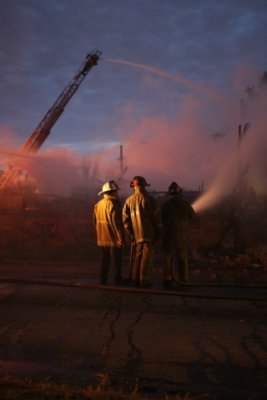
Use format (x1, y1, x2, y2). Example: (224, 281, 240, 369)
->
(105, 57, 227, 105)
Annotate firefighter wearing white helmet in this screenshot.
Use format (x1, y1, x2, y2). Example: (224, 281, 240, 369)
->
(122, 176, 160, 288)
(93, 180, 125, 285)
(161, 182, 194, 287)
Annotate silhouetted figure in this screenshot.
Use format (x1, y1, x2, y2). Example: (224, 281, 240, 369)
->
(161, 182, 194, 287)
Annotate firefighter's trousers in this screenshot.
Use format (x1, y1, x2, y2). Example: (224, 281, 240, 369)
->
(99, 246, 122, 284)
(133, 242, 154, 286)
(163, 247, 189, 284)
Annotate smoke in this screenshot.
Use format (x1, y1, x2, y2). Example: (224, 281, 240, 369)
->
(0, 142, 124, 197)
(0, 145, 86, 196)
(242, 88, 267, 194)
(115, 72, 267, 211)
(192, 86, 267, 212)
(0, 126, 20, 164)
(118, 95, 237, 192)
(1, 67, 267, 208)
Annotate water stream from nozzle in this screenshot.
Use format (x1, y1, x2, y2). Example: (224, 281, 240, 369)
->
(105, 57, 227, 105)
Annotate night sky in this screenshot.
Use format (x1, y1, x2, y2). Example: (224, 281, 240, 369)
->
(0, 0, 267, 195)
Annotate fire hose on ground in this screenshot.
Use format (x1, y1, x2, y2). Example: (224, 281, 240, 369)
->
(0, 277, 266, 302)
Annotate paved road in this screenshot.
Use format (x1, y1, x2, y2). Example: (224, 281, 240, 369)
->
(0, 278, 266, 399)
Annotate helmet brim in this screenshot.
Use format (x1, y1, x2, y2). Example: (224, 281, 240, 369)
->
(130, 182, 151, 187)
(98, 189, 119, 196)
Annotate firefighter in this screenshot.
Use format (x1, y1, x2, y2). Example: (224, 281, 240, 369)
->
(161, 182, 194, 287)
(93, 180, 125, 285)
(122, 176, 160, 288)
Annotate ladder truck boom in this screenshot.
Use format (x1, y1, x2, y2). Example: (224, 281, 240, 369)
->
(21, 50, 101, 154)
(0, 50, 102, 190)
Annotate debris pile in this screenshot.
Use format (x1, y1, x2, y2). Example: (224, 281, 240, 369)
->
(224, 254, 267, 269)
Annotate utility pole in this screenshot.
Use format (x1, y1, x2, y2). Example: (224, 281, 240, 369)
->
(118, 145, 128, 182)
(234, 100, 250, 254)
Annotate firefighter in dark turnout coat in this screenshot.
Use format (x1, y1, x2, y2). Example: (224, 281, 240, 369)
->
(161, 182, 194, 286)
(122, 176, 160, 288)
(94, 180, 125, 285)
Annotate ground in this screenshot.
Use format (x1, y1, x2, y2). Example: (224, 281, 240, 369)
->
(0, 253, 266, 400)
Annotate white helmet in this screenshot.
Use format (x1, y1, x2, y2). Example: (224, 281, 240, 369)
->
(98, 180, 120, 196)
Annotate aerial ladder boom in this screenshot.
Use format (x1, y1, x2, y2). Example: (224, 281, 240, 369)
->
(0, 50, 102, 189)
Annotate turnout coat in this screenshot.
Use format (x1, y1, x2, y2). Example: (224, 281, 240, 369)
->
(161, 194, 194, 251)
(122, 189, 159, 244)
(93, 194, 124, 247)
